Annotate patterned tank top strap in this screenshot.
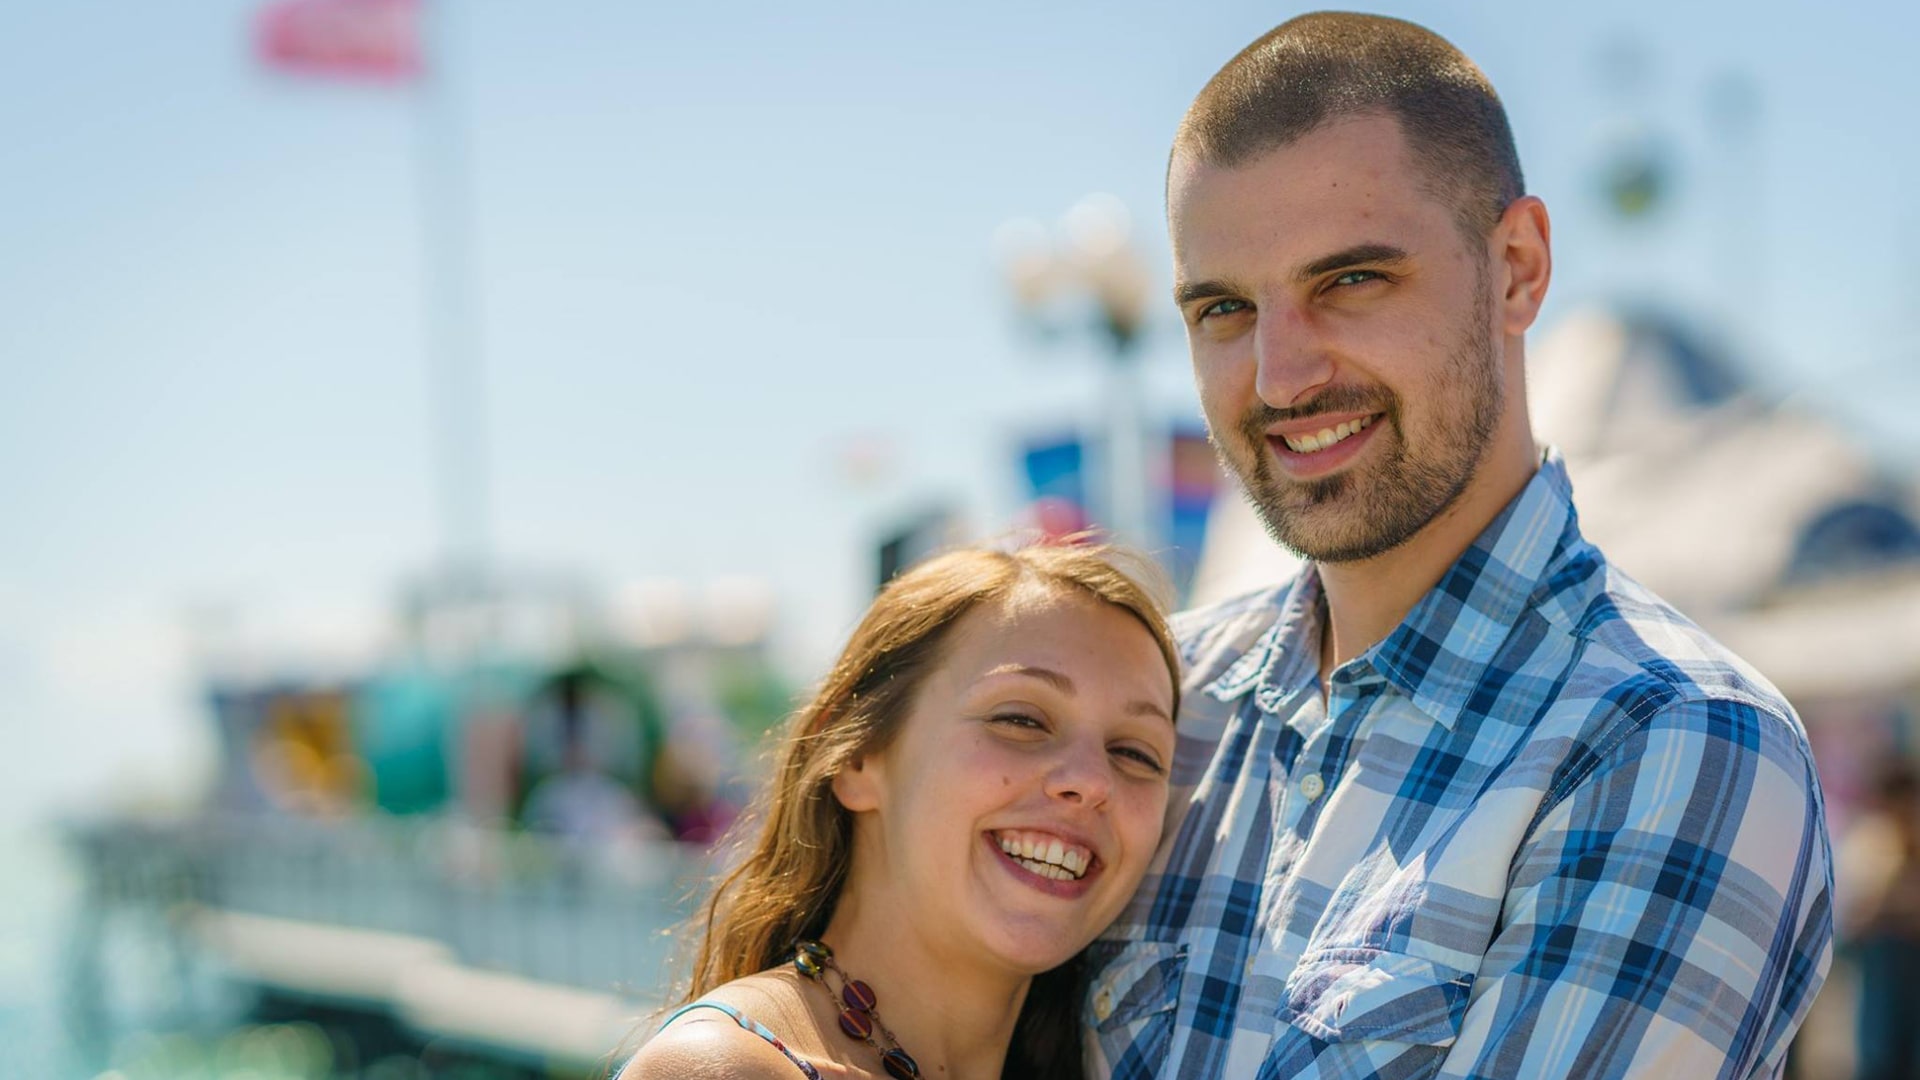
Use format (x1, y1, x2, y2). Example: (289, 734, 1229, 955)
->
(658, 1000, 822, 1079)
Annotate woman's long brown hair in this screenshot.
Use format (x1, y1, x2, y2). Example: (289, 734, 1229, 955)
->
(677, 543, 1180, 1078)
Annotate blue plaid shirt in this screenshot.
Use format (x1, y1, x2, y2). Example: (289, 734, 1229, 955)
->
(1084, 450, 1833, 1080)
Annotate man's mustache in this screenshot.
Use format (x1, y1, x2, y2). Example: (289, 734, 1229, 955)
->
(1237, 386, 1395, 438)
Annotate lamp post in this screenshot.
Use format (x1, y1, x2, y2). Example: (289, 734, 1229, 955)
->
(995, 194, 1154, 546)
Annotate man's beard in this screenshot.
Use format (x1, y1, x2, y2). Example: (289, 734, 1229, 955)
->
(1216, 272, 1504, 564)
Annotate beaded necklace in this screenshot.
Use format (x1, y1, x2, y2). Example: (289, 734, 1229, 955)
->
(792, 939, 921, 1079)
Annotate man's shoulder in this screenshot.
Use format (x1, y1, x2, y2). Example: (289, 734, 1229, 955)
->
(1555, 553, 1795, 724)
(1171, 574, 1305, 672)
(1171, 578, 1297, 639)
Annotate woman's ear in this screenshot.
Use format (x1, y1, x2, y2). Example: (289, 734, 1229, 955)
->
(831, 753, 882, 812)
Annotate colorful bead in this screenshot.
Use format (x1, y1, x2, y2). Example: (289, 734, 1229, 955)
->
(842, 979, 877, 1012)
(793, 939, 832, 979)
(837, 1007, 874, 1040)
(793, 938, 916, 1079)
(881, 1048, 920, 1079)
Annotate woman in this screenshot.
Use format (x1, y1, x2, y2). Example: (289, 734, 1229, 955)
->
(622, 544, 1181, 1080)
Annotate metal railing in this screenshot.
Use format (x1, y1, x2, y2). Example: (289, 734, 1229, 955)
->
(64, 812, 717, 1029)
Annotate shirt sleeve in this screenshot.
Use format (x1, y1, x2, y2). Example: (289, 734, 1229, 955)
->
(1436, 697, 1834, 1080)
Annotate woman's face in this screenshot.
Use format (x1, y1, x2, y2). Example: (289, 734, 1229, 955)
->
(833, 585, 1176, 975)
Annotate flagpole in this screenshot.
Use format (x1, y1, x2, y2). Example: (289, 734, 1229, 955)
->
(413, 0, 490, 590)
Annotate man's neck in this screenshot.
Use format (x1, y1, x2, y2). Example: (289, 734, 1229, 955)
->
(1317, 440, 1541, 684)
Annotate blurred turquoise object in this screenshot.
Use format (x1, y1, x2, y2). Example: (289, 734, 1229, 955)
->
(354, 663, 457, 816)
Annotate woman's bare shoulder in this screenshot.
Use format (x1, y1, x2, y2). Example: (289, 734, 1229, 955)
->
(621, 974, 823, 1080)
(620, 1013, 807, 1080)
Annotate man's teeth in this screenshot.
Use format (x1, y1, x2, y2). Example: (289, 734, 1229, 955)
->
(995, 832, 1090, 880)
(1282, 414, 1375, 453)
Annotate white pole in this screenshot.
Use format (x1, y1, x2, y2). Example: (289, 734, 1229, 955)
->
(1708, 73, 1764, 344)
(413, 0, 490, 586)
(1104, 344, 1152, 549)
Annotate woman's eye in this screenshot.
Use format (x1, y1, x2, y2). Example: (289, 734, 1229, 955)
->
(1110, 745, 1166, 776)
(1199, 298, 1250, 320)
(989, 712, 1047, 732)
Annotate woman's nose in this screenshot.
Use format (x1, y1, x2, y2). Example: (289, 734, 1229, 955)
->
(1043, 741, 1113, 807)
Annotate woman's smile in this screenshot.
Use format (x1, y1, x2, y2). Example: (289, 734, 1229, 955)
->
(985, 830, 1100, 899)
(990, 828, 1095, 880)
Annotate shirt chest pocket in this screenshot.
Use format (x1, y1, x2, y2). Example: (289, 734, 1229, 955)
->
(1082, 940, 1187, 1075)
(1280, 946, 1475, 1047)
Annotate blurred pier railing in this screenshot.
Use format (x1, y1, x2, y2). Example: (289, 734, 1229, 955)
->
(61, 813, 714, 1073)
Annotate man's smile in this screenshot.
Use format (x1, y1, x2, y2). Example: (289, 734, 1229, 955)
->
(1272, 412, 1380, 454)
(1264, 410, 1385, 478)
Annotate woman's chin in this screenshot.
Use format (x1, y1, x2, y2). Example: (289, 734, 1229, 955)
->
(974, 919, 1105, 976)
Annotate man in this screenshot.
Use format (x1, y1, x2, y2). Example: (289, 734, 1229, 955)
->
(1085, 13, 1832, 1079)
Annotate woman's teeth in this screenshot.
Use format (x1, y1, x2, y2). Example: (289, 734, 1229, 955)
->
(995, 831, 1089, 880)
(1282, 414, 1375, 454)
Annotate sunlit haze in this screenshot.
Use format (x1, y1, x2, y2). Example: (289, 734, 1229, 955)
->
(3, 0, 1916, 824)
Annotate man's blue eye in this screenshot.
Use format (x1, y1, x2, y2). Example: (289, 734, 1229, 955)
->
(1201, 298, 1250, 319)
(1333, 270, 1381, 287)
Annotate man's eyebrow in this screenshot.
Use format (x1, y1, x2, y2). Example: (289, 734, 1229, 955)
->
(1172, 243, 1410, 305)
(1172, 278, 1241, 306)
(1297, 242, 1410, 281)
(986, 664, 1173, 725)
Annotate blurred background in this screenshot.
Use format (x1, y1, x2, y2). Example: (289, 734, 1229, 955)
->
(3, 0, 1917, 1077)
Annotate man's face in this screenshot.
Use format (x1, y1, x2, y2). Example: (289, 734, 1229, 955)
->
(1169, 113, 1508, 563)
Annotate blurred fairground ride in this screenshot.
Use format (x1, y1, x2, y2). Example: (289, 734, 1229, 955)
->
(57, 567, 787, 1079)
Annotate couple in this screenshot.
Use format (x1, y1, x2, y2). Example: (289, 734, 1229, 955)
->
(627, 13, 1833, 1079)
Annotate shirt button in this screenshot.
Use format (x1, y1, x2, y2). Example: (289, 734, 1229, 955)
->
(1093, 987, 1114, 1022)
(1300, 774, 1325, 801)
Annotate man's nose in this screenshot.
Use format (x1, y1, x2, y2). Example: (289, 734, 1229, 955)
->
(1044, 740, 1113, 807)
(1253, 304, 1336, 409)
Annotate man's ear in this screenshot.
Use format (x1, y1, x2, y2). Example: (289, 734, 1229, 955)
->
(831, 753, 881, 812)
(1493, 195, 1552, 338)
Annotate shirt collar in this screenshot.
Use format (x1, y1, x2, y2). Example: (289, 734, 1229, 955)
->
(1202, 566, 1323, 708)
(1203, 448, 1582, 731)
(1370, 448, 1578, 728)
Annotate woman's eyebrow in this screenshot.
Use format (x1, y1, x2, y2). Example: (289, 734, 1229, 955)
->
(984, 663, 1172, 724)
(1127, 699, 1173, 724)
(984, 663, 1074, 692)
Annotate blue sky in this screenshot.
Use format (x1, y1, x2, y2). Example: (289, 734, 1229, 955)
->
(2, 0, 1916, 822)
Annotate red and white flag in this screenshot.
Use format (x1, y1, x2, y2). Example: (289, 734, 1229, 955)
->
(255, 0, 421, 82)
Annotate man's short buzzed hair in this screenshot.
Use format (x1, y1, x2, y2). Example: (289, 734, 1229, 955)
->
(1174, 12, 1524, 239)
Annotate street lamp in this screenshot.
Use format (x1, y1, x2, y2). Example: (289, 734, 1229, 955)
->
(994, 194, 1154, 546)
